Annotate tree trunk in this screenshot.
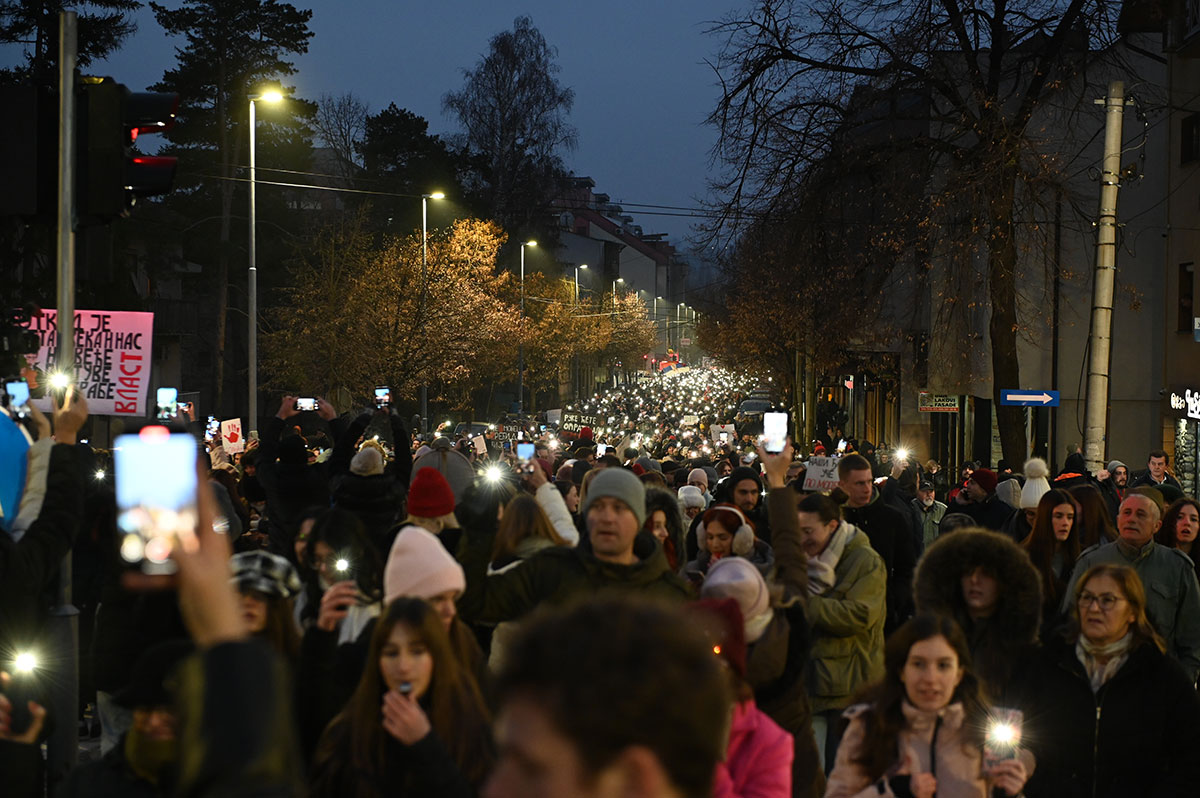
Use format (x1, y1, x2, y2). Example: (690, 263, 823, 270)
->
(987, 159, 1027, 467)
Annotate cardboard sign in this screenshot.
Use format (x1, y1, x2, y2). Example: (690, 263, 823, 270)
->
(221, 418, 245, 454)
(803, 456, 840, 492)
(472, 435, 487, 454)
(681, 414, 700, 427)
(23, 309, 154, 416)
(711, 424, 736, 443)
(560, 411, 601, 434)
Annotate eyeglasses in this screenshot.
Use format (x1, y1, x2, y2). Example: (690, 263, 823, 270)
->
(1078, 591, 1126, 612)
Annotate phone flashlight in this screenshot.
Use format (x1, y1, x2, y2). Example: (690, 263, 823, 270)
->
(896, 448, 910, 461)
(13, 651, 37, 673)
(485, 465, 503, 483)
(335, 558, 350, 573)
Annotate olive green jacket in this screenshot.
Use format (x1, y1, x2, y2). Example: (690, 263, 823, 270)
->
(807, 525, 887, 713)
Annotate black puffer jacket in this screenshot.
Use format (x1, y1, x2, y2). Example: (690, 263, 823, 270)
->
(1024, 637, 1200, 798)
(914, 528, 1043, 702)
(331, 473, 405, 555)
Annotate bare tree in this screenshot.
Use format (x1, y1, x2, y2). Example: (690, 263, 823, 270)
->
(443, 15, 576, 245)
(704, 0, 1125, 465)
(313, 91, 368, 181)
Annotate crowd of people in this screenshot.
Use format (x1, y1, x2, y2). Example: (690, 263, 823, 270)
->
(2, 366, 1200, 798)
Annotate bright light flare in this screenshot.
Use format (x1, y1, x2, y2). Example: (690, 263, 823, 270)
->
(988, 722, 1019, 746)
(260, 89, 284, 103)
(13, 652, 37, 673)
(486, 466, 503, 482)
(49, 373, 70, 390)
(335, 558, 350, 572)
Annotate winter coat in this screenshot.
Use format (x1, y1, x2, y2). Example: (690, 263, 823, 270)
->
(753, 489, 823, 798)
(1097, 478, 1125, 525)
(486, 536, 558, 672)
(913, 529, 1042, 703)
(712, 699, 794, 798)
(1024, 637, 1200, 798)
(256, 416, 336, 543)
(310, 724, 474, 798)
(807, 523, 887, 714)
(330, 472, 405, 554)
(1061, 539, 1200, 682)
(457, 524, 691, 625)
(843, 491, 915, 632)
(1129, 470, 1182, 491)
(957, 493, 1017, 533)
(911, 498, 947, 551)
(825, 702, 988, 798)
(57, 734, 163, 798)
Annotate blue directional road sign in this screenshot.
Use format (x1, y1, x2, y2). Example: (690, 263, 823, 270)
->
(1000, 389, 1060, 407)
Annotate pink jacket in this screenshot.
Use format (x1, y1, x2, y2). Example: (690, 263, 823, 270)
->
(824, 702, 988, 798)
(712, 699, 794, 798)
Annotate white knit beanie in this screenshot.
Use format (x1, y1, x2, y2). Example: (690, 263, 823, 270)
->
(1020, 458, 1051, 509)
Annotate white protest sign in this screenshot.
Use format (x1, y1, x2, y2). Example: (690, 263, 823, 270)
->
(681, 414, 700, 427)
(23, 309, 154, 416)
(221, 418, 245, 454)
(803, 456, 840, 492)
(711, 424, 736, 443)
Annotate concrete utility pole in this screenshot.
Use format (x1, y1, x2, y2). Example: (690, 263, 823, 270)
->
(1082, 81, 1126, 474)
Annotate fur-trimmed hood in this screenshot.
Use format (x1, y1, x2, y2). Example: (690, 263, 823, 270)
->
(914, 528, 1043, 692)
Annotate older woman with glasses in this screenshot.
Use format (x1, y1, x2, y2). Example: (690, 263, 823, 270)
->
(1024, 564, 1200, 798)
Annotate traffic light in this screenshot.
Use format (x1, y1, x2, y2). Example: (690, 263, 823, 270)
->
(79, 77, 179, 222)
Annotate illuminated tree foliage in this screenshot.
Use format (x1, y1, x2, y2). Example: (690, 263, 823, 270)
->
(705, 0, 1124, 464)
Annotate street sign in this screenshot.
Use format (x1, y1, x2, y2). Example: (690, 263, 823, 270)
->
(1193, 317, 1200, 343)
(918, 392, 958, 413)
(1000, 389, 1060, 407)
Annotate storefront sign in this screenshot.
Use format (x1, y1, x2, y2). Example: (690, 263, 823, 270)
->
(1166, 385, 1200, 421)
(918, 392, 959, 412)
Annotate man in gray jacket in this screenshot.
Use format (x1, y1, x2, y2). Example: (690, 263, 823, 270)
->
(1063, 488, 1200, 683)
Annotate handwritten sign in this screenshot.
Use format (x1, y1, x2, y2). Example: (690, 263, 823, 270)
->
(221, 418, 244, 454)
(803, 456, 840, 492)
(560, 412, 601, 434)
(23, 309, 153, 416)
(711, 424, 736, 443)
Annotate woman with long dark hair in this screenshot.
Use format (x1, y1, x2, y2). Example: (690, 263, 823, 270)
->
(1155, 497, 1200, 583)
(1069, 483, 1117, 549)
(825, 614, 1029, 798)
(1020, 488, 1080, 632)
(309, 598, 493, 798)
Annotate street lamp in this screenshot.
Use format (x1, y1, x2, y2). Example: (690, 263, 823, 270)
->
(517, 240, 536, 417)
(419, 191, 445, 434)
(575, 263, 587, 302)
(612, 277, 624, 308)
(248, 88, 283, 433)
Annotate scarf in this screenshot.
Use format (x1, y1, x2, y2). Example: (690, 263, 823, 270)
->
(124, 727, 178, 787)
(807, 522, 854, 595)
(1076, 632, 1133, 693)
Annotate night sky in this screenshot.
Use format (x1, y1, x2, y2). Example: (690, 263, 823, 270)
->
(24, 1, 746, 243)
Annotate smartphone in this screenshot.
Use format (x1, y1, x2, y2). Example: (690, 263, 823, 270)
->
(156, 387, 178, 420)
(4, 665, 39, 736)
(374, 386, 391, 409)
(984, 707, 1023, 767)
(114, 428, 199, 574)
(295, 397, 318, 412)
(5, 379, 31, 418)
(205, 415, 219, 442)
(517, 442, 535, 461)
(763, 412, 788, 453)
(719, 431, 729, 444)
(597, 443, 608, 457)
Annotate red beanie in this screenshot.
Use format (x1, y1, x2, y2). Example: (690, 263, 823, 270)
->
(970, 468, 998, 495)
(408, 467, 455, 517)
(688, 597, 747, 679)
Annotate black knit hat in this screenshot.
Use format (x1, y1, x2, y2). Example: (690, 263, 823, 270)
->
(112, 639, 195, 709)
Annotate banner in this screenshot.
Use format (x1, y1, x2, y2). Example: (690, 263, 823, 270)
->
(560, 411, 601, 434)
(803, 456, 840, 492)
(23, 309, 154, 416)
(221, 418, 245, 454)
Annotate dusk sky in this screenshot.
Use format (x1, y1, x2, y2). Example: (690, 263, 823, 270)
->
(32, 1, 747, 245)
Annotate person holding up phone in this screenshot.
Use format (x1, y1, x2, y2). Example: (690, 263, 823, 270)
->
(0, 386, 87, 798)
(825, 614, 1030, 798)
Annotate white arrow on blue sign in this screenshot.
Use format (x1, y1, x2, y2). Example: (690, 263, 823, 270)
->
(1000, 389, 1060, 407)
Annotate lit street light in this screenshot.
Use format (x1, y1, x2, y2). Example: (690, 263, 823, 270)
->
(420, 191, 445, 433)
(575, 263, 587, 302)
(517, 240, 536, 417)
(248, 88, 284, 434)
(612, 277, 624, 308)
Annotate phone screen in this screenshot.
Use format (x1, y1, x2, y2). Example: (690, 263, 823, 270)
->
(374, 386, 391, 408)
(295, 397, 318, 412)
(156, 387, 178, 420)
(6, 380, 30, 407)
(719, 431, 728, 443)
(596, 443, 608, 457)
(205, 416, 219, 441)
(763, 412, 788, 453)
(114, 429, 198, 574)
(517, 442, 535, 460)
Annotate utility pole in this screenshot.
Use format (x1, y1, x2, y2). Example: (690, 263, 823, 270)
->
(1082, 81, 1126, 474)
(49, 11, 80, 786)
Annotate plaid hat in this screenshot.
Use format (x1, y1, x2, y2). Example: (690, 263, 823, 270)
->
(231, 550, 302, 599)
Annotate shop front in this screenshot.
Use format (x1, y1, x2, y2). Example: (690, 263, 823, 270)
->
(1165, 386, 1200, 497)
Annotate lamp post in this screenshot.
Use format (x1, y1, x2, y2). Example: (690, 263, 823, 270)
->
(419, 192, 444, 434)
(248, 88, 283, 434)
(612, 277, 624, 308)
(654, 295, 663, 346)
(575, 263, 587, 302)
(517, 240, 536, 417)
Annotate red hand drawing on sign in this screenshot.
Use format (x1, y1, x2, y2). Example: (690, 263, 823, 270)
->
(224, 429, 240, 444)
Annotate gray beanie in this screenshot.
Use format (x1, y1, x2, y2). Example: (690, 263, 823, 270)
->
(678, 485, 706, 509)
(1106, 460, 1127, 474)
(581, 468, 647, 527)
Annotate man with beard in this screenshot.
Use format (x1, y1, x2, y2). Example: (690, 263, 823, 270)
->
(1098, 459, 1129, 524)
